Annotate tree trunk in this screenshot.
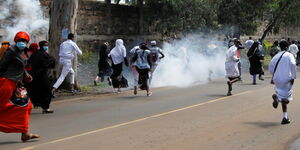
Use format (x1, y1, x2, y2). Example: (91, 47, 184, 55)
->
(138, 0, 144, 36)
(261, 0, 292, 41)
(105, 0, 112, 34)
(48, 0, 79, 90)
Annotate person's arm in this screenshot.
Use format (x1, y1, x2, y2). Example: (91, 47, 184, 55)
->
(147, 53, 153, 69)
(158, 48, 165, 59)
(73, 42, 82, 55)
(131, 52, 138, 65)
(0, 50, 14, 73)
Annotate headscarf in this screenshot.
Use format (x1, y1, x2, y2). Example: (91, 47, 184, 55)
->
(0, 41, 10, 60)
(14, 31, 30, 43)
(29, 43, 39, 54)
(108, 39, 127, 65)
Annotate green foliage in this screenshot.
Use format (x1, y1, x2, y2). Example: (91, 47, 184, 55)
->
(78, 50, 96, 63)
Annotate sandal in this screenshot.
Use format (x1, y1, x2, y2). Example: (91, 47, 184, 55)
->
(21, 134, 40, 142)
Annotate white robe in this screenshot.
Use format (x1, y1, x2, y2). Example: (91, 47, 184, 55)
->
(225, 45, 239, 78)
(269, 51, 297, 101)
(108, 39, 127, 65)
(288, 44, 299, 59)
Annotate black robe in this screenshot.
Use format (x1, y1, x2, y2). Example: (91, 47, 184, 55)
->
(247, 42, 264, 75)
(98, 44, 112, 77)
(27, 50, 55, 109)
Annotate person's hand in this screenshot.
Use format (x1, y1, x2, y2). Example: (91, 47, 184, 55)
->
(24, 73, 33, 82)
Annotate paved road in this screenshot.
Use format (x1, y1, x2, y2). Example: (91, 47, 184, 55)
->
(1, 74, 300, 150)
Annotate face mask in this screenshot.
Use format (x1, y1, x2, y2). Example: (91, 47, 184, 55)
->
(43, 46, 48, 51)
(16, 42, 27, 50)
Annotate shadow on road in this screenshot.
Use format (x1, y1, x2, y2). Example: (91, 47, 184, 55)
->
(244, 121, 280, 128)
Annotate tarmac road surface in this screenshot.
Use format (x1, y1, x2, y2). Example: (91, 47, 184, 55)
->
(1, 73, 300, 150)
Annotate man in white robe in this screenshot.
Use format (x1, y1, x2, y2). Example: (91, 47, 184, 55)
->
(269, 40, 297, 125)
(225, 38, 240, 96)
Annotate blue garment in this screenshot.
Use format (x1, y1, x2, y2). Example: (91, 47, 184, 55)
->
(133, 49, 151, 69)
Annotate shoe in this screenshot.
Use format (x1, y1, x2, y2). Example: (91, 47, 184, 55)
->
(21, 133, 40, 142)
(259, 77, 264, 81)
(94, 80, 97, 86)
(51, 88, 56, 98)
(227, 81, 232, 91)
(134, 86, 137, 95)
(107, 77, 112, 86)
(281, 118, 291, 125)
(72, 90, 78, 95)
(252, 81, 256, 85)
(226, 91, 232, 96)
(117, 89, 122, 94)
(147, 92, 152, 97)
(272, 94, 278, 109)
(42, 109, 54, 114)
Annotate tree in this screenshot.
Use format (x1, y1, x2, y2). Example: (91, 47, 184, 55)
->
(48, 0, 79, 89)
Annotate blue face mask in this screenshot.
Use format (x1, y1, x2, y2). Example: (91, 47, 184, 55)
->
(43, 46, 48, 51)
(16, 42, 27, 50)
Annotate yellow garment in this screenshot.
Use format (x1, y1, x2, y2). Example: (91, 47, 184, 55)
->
(0, 42, 10, 60)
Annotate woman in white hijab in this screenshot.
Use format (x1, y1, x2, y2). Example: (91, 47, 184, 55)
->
(108, 39, 129, 93)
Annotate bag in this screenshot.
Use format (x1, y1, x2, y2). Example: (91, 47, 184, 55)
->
(9, 84, 30, 107)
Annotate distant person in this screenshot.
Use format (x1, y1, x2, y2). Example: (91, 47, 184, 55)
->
(129, 45, 140, 87)
(269, 41, 280, 58)
(52, 33, 82, 96)
(149, 40, 164, 84)
(288, 40, 299, 59)
(247, 42, 264, 85)
(225, 38, 240, 96)
(27, 41, 56, 113)
(269, 40, 296, 125)
(94, 42, 112, 85)
(131, 43, 153, 96)
(245, 36, 254, 50)
(0, 41, 10, 60)
(236, 40, 244, 81)
(0, 31, 40, 142)
(108, 39, 129, 93)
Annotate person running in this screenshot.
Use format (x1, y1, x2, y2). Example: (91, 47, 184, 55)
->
(108, 39, 129, 93)
(225, 38, 240, 96)
(94, 42, 112, 85)
(269, 40, 297, 125)
(131, 43, 153, 96)
(269, 41, 280, 58)
(288, 40, 299, 59)
(52, 33, 82, 96)
(0, 31, 40, 142)
(149, 40, 164, 84)
(27, 41, 56, 113)
(0, 41, 10, 60)
(245, 36, 254, 50)
(130, 45, 140, 87)
(247, 41, 264, 85)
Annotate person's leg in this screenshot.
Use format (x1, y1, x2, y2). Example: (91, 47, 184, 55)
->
(252, 74, 257, 85)
(227, 77, 239, 96)
(259, 74, 264, 80)
(149, 64, 158, 85)
(281, 100, 290, 124)
(94, 76, 99, 86)
(69, 68, 76, 94)
(238, 61, 242, 80)
(52, 63, 71, 96)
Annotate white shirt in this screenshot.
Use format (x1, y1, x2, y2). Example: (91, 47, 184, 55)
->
(225, 45, 239, 78)
(59, 40, 82, 60)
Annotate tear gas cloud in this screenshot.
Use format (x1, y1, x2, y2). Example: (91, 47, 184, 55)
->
(0, 0, 49, 42)
(151, 34, 228, 87)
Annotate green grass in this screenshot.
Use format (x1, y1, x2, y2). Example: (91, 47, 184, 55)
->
(80, 82, 110, 92)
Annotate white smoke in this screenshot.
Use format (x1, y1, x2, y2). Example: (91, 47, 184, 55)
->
(0, 0, 49, 42)
(152, 34, 227, 87)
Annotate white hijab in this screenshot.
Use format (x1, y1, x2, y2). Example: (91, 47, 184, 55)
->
(108, 39, 127, 65)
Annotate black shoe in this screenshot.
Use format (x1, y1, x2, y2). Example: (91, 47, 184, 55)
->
(227, 91, 232, 96)
(281, 118, 291, 125)
(43, 109, 54, 114)
(94, 80, 97, 86)
(227, 81, 232, 91)
(259, 76, 264, 81)
(272, 94, 278, 109)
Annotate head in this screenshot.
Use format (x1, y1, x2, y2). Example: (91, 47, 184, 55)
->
(139, 42, 148, 50)
(29, 43, 39, 53)
(104, 42, 109, 47)
(279, 40, 289, 51)
(39, 41, 49, 51)
(1, 41, 10, 47)
(14, 31, 30, 51)
(249, 37, 252, 40)
(68, 33, 74, 40)
(292, 40, 296, 44)
(273, 40, 279, 46)
(115, 39, 124, 47)
(232, 38, 239, 47)
(150, 40, 157, 47)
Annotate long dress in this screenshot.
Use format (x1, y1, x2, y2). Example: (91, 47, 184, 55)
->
(97, 44, 112, 80)
(225, 45, 239, 78)
(247, 42, 264, 75)
(27, 50, 56, 109)
(269, 51, 297, 101)
(0, 47, 32, 133)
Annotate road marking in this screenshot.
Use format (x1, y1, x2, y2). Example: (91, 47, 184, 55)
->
(20, 90, 252, 150)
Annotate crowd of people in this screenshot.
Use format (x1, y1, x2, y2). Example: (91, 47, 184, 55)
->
(0, 30, 298, 142)
(225, 36, 298, 125)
